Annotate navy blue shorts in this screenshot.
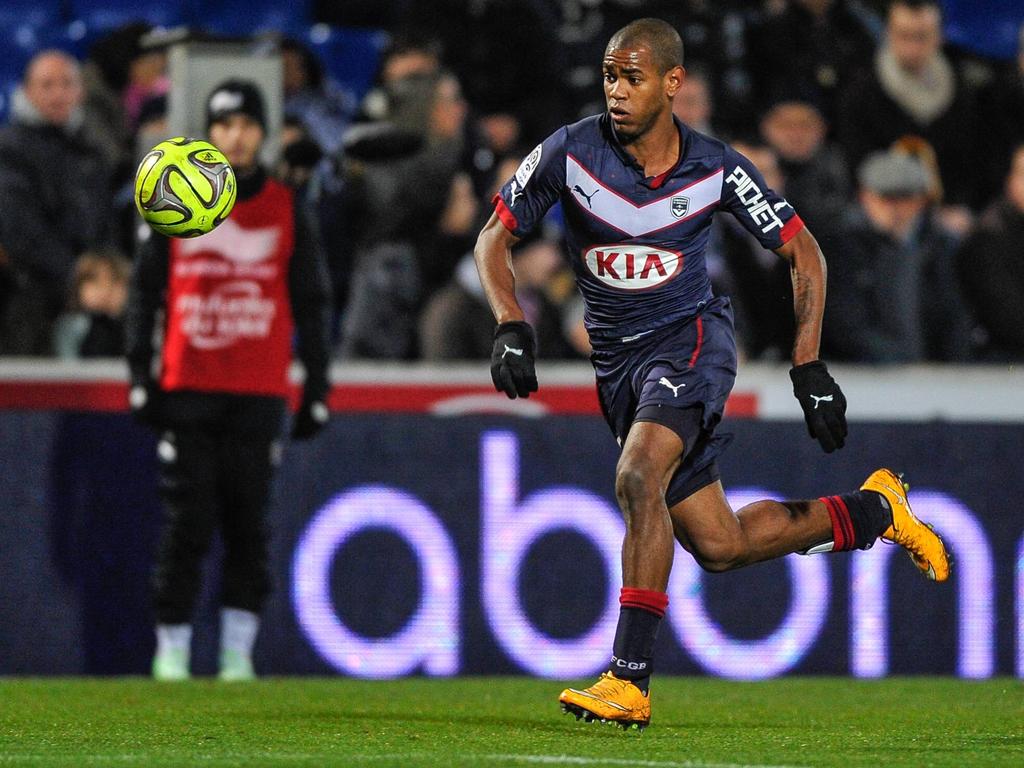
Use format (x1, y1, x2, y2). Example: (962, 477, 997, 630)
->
(591, 296, 737, 507)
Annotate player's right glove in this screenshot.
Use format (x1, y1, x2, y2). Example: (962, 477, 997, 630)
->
(490, 321, 538, 399)
(128, 377, 163, 429)
(790, 360, 847, 453)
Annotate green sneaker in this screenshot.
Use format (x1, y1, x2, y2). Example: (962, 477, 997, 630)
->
(152, 648, 190, 681)
(218, 649, 256, 682)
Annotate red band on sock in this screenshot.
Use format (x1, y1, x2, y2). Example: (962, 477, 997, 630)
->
(820, 495, 853, 551)
(619, 587, 669, 617)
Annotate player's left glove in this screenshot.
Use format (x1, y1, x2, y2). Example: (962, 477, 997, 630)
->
(490, 321, 538, 399)
(292, 395, 330, 440)
(790, 360, 847, 453)
(128, 377, 163, 430)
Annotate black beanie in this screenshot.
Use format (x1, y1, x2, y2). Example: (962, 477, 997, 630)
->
(206, 79, 266, 130)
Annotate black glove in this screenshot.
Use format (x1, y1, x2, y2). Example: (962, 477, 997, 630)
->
(490, 321, 538, 399)
(292, 396, 330, 440)
(128, 378, 163, 429)
(790, 360, 847, 453)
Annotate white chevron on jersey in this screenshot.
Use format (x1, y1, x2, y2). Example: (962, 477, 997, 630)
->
(565, 154, 723, 237)
(177, 217, 280, 264)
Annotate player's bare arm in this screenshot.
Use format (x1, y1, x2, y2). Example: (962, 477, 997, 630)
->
(475, 211, 538, 399)
(473, 210, 522, 324)
(774, 226, 826, 366)
(773, 225, 847, 452)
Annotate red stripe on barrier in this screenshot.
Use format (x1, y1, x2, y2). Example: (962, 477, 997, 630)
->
(0, 380, 759, 417)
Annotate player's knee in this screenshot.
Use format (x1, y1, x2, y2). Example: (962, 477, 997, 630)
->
(614, 462, 660, 512)
(691, 536, 746, 573)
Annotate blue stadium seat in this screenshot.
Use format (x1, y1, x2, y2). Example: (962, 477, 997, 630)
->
(68, 0, 187, 32)
(0, 0, 63, 30)
(942, 0, 1023, 60)
(185, 0, 311, 36)
(305, 25, 388, 101)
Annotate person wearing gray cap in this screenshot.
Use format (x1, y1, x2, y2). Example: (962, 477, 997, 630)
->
(821, 149, 974, 363)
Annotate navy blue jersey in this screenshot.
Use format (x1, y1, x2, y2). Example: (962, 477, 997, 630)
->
(494, 114, 804, 345)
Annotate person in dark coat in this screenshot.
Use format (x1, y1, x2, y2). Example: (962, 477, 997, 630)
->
(746, 0, 877, 127)
(0, 50, 114, 355)
(835, 0, 979, 208)
(956, 145, 1024, 361)
(823, 150, 974, 363)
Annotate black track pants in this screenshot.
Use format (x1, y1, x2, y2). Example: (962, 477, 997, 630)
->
(152, 429, 276, 624)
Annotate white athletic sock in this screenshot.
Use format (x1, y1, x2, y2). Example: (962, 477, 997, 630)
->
(220, 608, 260, 657)
(155, 623, 192, 655)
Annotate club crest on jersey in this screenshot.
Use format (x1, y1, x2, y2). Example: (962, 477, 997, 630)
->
(583, 244, 682, 291)
(671, 196, 689, 218)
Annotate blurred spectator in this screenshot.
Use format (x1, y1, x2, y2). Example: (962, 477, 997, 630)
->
(377, 35, 443, 85)
(890, 134, 973, 236)
(420, 233, 569, 360)
(477, 113, 521, 158)
(53, 249, 130, 359)
(823, 150, 974, 362)
(121, 37, 169, 133)
(338, 70, 469, 359)
(80, 23, 152, 174)
(418, 252, 496, 360)
(0, 244, 11, 322)
(746, 0, 877, 126)
(977, 23, 1024, 202)
(0, 50, 114, 356)
(672, 68, 715, 135)
(837, 0, 979, 208)
(134, 94, 169, 162)
(281, 37, 359, 155)
(275, 117, 323, 195)
(714, 142, 795, 360)
(358, 34, 442, 125)
(956, 145, 1024, 361)
(395, 0, 564, 139)
(760, 99, 851, 240)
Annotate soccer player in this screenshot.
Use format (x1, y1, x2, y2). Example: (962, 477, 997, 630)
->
(474, 18, 949, 730)
(126, 80, 332, 681)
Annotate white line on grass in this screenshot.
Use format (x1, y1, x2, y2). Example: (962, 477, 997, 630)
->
(0, 753, 805, 768)
(479, 755, 805, 768)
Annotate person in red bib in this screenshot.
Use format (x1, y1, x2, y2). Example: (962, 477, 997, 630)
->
(125, 80, 331, 682)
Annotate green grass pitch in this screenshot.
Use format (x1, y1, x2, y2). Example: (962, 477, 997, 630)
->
(0, 678, 1021, 767)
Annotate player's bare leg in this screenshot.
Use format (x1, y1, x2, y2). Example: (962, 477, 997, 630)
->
(616, 421, 683, 590)
(560, 421, 683, 730)
(669, 471, 948, 581)
(668, 481, 833, 571)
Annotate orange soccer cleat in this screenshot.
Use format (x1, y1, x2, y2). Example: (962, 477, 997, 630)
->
(559, 672, 651, 731)
(861, 468, 950, 582)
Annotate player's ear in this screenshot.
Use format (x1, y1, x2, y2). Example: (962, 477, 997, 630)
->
(665, 66, 685, 99)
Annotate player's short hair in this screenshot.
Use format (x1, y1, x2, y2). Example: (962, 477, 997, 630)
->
(606, 18, 684, 74)
(888, 0, 942, 17)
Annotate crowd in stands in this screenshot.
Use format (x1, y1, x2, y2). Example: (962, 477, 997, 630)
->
(1, 0, 1023, 364)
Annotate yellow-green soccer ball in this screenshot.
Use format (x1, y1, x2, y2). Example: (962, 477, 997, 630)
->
(134, 137, 237, 238)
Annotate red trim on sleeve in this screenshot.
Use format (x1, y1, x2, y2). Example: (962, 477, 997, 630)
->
(620, 587, 669, 617)
(492, 194, 519, 232)
(779, 214, 805, 244)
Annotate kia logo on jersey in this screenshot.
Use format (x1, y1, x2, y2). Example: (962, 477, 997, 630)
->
(583, 245, 683, 291)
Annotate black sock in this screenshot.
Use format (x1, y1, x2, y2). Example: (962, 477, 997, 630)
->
(608, 588, 668, 693)
(821, 491, 893, 551)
